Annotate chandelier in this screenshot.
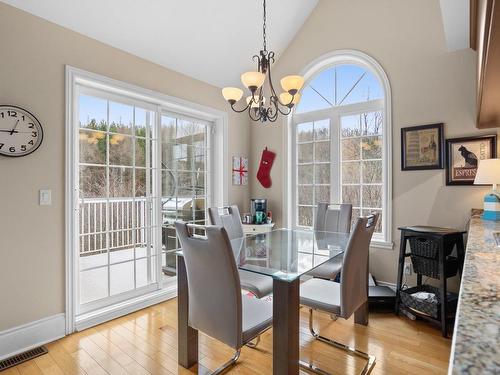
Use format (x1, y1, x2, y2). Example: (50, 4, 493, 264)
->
(221, 0, 304, 122)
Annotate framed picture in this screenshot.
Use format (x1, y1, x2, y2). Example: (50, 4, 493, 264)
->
(445, 134, 497, 185)
(232, 156, 248, 185)
(401, 123, 444, 170)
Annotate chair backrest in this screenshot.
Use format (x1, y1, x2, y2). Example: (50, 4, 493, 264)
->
(315, 203, 352, 234)
(175, 221, 243, 349)
(208, 205, 244, 240)
(340, 214, 379, 318)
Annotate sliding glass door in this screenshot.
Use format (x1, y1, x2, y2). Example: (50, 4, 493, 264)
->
(75, 87, 212, 316)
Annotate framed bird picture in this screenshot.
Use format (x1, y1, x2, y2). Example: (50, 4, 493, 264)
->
(445, 134, 497, 185)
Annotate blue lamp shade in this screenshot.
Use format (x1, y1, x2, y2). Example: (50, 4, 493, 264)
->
(474, 158, 500, 221)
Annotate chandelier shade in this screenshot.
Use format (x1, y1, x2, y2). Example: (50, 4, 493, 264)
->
(241, 71, 266, 91)
(221, 0, 304, 123)
(222, 87, 244, 103)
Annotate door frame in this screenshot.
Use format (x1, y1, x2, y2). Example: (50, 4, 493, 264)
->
(65, 66, 228, 334)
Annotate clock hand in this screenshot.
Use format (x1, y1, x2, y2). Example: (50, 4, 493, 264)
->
(10, 119, 20, 135)
(0, 129, 19, 134)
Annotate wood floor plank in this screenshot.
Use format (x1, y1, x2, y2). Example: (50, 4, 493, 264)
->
(8, 299, 451, 374)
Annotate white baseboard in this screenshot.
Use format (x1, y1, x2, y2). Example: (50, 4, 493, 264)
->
(75, 285, 177, 331)
(0, 313, 66, 361)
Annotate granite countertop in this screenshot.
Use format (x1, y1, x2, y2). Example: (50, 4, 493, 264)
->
(449, 211, 500, 374)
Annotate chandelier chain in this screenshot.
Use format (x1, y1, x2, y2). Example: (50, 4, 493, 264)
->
(262, 0, 267, 52)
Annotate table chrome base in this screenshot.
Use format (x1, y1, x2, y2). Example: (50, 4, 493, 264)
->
(300, 309, 376, 375)
(245, 335, 260, 348)
(211, 349, 241, 375)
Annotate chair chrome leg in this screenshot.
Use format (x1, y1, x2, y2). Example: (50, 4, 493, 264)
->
(211, 349, 241, 375)
(245, 335, 260, 348)
(302, 309, 376, 375)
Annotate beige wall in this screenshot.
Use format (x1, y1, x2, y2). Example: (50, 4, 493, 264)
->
(250, 0, 496, 286)
(0, 3, 249, 331)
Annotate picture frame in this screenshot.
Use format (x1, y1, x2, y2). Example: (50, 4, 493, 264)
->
(232, 156, 248, 185)
(401, 123, 444, 170)
(445, 134, 497, 186)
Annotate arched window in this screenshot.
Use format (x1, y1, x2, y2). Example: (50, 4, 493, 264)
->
(289, 50, 392, 247)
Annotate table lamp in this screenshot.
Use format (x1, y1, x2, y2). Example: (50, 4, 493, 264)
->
(474, 158, 500, 221)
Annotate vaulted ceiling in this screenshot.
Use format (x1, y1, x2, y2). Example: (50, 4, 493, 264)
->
(1, 0, 318, 88)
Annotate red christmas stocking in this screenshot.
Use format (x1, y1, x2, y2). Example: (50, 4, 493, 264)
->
(257, 148, 276, 188)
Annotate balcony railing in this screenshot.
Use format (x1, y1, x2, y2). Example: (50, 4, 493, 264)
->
(79, 198, 149, 256)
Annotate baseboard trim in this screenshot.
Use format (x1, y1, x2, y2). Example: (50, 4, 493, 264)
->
(75, 285, 177, 331)
(0, 313, 66, 361)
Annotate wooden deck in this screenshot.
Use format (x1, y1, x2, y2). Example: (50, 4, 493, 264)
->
(4, 299, 451, 374)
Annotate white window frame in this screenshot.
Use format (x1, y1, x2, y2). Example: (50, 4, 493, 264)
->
(65, 66, 228, 333)
(284, 50, 393, 249)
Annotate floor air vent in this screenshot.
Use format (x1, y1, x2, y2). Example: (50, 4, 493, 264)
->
(0, 346, 48, 371)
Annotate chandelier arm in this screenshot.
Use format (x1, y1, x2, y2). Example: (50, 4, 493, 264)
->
(248, 105, 261, 122)
(266, 59, 295, 107)
(230, 101, 252, 113)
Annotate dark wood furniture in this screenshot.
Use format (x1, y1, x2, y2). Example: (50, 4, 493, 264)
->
(395, 226, 466, 337)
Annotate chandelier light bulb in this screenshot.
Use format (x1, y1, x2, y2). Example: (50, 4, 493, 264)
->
(241, 71, 266, 92)
(280, 75, 305, 95)
(222, 87, 244, 104)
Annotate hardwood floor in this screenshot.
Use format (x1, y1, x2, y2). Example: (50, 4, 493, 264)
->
(5, 299, 451, 375)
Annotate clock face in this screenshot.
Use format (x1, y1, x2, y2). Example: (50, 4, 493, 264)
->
(0, 105, 43, 157)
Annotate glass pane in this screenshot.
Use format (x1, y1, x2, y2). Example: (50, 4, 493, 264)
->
(315, 185, 330, 203)
(297, 122, 313, 142)
(362, 136, 382, 159)
(162, 143, 175, 170)
(362, 209, 382, 233)
(361, 111, 383, 136)
(109, 101, 133, 135)
(363, 185, 382, 208)
(161, 116, 176, 144)
(175, 144, 190, 170)
(298, 143, 313, 163)
(109, 167, 133, 197)
(342, 138, 360, 160)
(110, 261, 134, 296)
(162, 170, 176, 196)
(109, 134, 133, 166)
(315, 141, 330, 162)
(178, 172, 194, 197)
(362, 160, 382, 183)
(298, 186, 313, 205)
(342, 162, 360, 184)
(135, 108, 151, 138)
(135, 138, 149, 168)
(194, 171, 205, 196)
(298, 165, 313, 184)
(79, 95, 107, 131)
(295, 68, 334, 114)
(342, 185, 360, 206)
(80, 166, 106, 198)
(341, 114, 361, 137)
(135, 169, 147, 197)
(136, 257, 151, 289)
(79, 130, 106, 164)
(314, 120, 330, 140)
(298, 206, 313, 227)
(336, 65, 383, 106)
(177, 119, 199, 145)
(315, 164, 330, 184)
(80, 267, 108, 304)
(351, 209, 360, 229)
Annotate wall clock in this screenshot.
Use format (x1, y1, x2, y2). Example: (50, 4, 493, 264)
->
(0, 105, 43, 157)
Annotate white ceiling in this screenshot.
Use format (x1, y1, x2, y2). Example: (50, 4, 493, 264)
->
(1, 0, 318, 88)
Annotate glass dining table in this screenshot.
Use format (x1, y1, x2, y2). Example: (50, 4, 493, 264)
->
(177, 228, 351, 375)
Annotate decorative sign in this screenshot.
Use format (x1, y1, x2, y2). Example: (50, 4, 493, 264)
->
(446, 135, 497, 185)
(232, 156, 248, 185)
(401, 123, 444, 170)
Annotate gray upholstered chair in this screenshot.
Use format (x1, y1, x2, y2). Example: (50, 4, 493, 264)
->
(300, 214, 379, 375)
(307, 203, 352, 280)
(208, 205, 273, 299)
(175, 222, 273, 374)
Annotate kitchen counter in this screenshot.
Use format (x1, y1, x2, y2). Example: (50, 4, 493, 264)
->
(449, 210, 500, 374)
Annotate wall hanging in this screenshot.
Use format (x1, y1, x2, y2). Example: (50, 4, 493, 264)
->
(257, 147, 275, 188)
(401, 123, 444, 170)
(232, 156, 249, 185)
